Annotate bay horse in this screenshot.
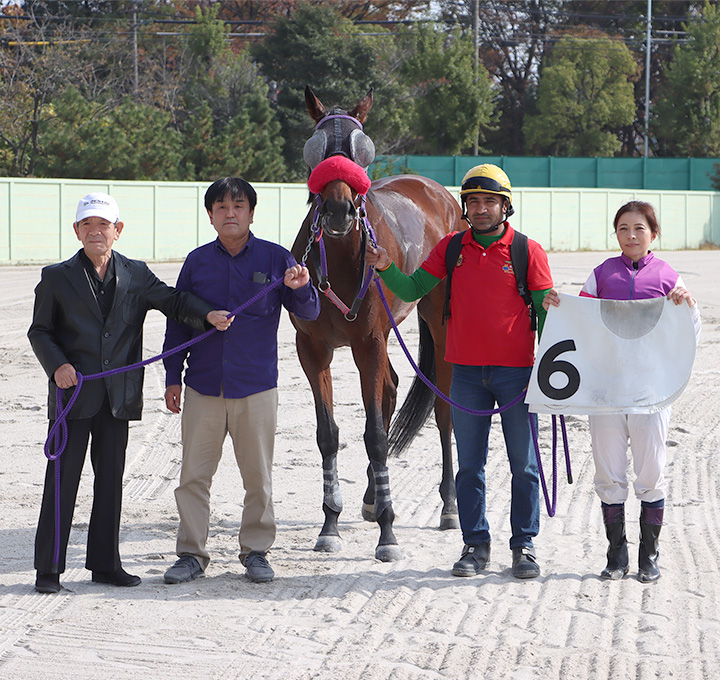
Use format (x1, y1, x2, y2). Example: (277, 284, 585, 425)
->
(290, 86, 461, 561)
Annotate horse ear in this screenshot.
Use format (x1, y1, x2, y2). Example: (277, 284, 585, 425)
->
(305, 85, 326, 123)
(349, 88, 374, 124)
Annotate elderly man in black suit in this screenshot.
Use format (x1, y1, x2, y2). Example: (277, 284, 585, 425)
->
(28, 192, 232, 594)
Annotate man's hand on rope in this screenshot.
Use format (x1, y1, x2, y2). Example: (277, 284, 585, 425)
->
(365, 243, 391, 271)
(206, 310, 234, 330)
(54, 363, 78, 389)
(284, 264, 310, 289)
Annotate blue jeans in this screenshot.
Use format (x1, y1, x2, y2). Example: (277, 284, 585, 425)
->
(450, 364, 540, 550)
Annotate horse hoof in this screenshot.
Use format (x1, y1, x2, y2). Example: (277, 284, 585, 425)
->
(375, 544, 402, 562)
(361, 503, 376, 523)
(439, 513, 460, 531)
(314, 535, 342, 552)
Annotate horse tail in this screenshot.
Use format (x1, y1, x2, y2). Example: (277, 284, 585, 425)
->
(388, 313, 436, 457)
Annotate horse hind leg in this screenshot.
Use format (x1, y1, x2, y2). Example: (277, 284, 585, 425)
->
(417, 300, 459, 531)
(438, 407, 459, 530)
(433, 347, 459, 530)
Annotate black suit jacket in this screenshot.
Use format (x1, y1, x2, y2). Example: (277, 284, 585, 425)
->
(28, 249, 214, 420)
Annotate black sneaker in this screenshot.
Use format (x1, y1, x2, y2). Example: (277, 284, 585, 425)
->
(511, 547, 540, 579)
(452, 543, 491, 577)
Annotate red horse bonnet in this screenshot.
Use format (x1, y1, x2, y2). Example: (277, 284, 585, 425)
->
(308, 156, 372, 196)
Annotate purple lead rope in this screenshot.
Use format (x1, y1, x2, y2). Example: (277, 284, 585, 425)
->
(373, 277, 572, 515)
(46, 275, 286, 565)
(375, 278, 526, 415)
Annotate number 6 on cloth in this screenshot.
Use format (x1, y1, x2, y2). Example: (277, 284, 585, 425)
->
(526, 293, 696, 415)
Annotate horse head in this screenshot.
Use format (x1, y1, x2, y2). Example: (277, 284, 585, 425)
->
(303, 86, 375, 237)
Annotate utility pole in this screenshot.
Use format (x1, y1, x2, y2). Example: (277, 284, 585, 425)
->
(473, 0, 479, 155)
(132, 0, 139, 96)
(644, 0, 652, 157)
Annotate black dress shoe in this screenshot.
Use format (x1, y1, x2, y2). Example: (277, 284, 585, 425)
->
(91, 568, 141, 587)
(511, 547, 541, 579)
(35, 572, 62, 594)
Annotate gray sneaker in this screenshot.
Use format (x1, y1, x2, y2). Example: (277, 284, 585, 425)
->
(164, 555, 204, 584)
(244, 551, 275, 583)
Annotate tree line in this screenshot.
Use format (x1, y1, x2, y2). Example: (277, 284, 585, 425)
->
(2, 0, 720, 185)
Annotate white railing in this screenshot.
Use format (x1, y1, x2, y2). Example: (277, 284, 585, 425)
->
(1, 177, 718, 263)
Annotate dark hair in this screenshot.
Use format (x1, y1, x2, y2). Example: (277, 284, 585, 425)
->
(613, 200, 661, 237)
(204, 177, 257, 212)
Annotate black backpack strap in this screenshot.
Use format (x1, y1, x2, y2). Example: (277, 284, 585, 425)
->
(442, 231, 466, 324)
(510, 230, 537, 331)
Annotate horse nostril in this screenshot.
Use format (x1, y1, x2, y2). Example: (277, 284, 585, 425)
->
(323, 200, 355, 220)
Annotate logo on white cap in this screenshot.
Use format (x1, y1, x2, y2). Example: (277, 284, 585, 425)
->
(75, 192, 120, 224)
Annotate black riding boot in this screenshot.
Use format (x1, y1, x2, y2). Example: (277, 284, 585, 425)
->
(600, 503, 629, 580)
(638, 505, 663, 583)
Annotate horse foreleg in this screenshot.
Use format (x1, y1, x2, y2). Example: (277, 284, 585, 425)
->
(361, 462, 376, 522)
(361, 360, 398, 524)
(296, 332, 343, 552)
(316, 400, 343, 552)
(353, 340, 402, 562)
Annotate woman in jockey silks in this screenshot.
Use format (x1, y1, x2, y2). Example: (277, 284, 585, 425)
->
(544, 201, 701, 582)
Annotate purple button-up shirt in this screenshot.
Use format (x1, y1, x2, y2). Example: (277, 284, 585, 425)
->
(163, 234, 320, 399)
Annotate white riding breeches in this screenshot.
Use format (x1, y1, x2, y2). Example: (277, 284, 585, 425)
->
(588, 408, 671, 505)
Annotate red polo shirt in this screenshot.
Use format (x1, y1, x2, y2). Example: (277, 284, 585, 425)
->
(421, 225, 553, 366)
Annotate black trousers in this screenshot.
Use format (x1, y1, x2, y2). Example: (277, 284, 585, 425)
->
(34, 396, 129, 574)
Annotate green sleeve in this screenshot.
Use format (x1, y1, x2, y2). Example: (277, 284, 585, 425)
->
(376, 262, 442, 302)
(531, 288, 551, 339)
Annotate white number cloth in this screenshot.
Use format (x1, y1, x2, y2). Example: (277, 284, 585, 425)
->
(526, 293, 696, 415)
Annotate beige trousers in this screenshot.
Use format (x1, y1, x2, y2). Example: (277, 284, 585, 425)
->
(175, 386, 278, 569)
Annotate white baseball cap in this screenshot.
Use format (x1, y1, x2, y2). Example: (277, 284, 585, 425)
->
(75, 192, 120, 224)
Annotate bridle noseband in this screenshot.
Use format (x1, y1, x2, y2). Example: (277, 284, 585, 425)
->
(301, 191, 377, 322)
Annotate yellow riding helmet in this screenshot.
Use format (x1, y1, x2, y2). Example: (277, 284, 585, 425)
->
(460, 164, 514, 217)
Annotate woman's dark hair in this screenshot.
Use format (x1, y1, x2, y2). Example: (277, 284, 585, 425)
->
(613, 200, 661, 237)
(204, 177, 257, 212)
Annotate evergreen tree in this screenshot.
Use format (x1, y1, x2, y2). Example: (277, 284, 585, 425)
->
(36, 87, 185, 180)
(397, 24, 494, 155)
(177, 6, 286, 181)
(523, 33, 637, 156)
(251, 3, 393, 179)
(654, 1, 720, 157)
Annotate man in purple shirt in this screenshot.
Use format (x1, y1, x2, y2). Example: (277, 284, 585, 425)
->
(162, 177, 320, 584)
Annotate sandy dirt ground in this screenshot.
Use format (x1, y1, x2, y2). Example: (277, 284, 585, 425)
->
(1, 250, 719, 680)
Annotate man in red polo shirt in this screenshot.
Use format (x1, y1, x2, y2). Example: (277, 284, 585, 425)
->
(366, 164, 553, 579)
